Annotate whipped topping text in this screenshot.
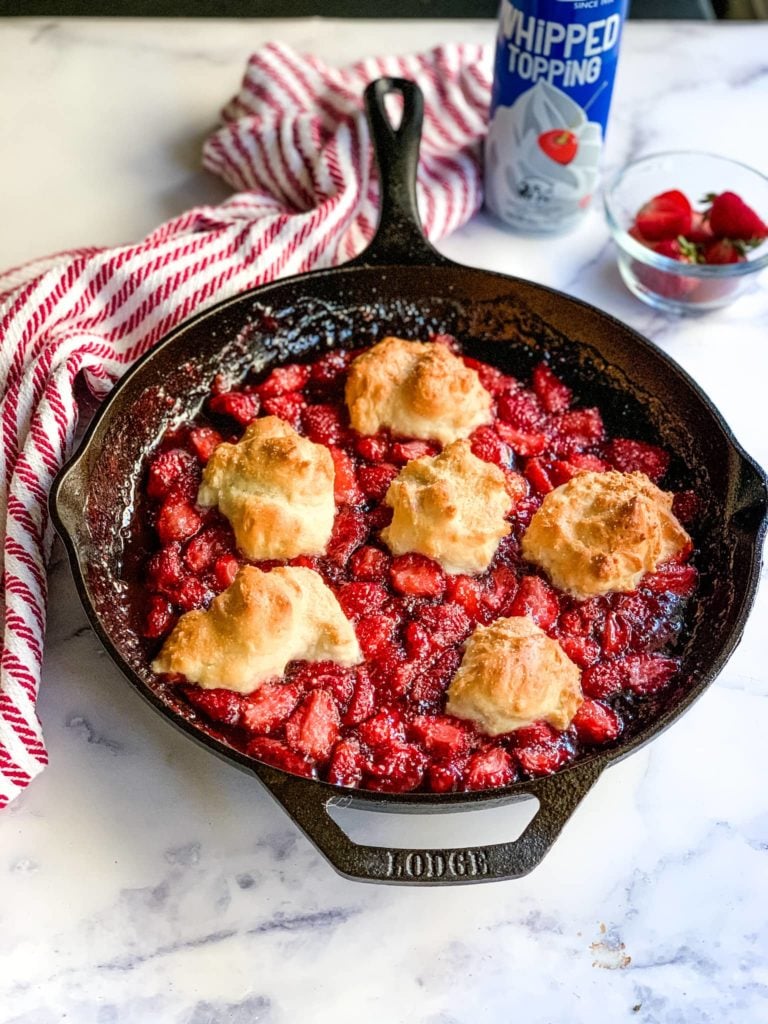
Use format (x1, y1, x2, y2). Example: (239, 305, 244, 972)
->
(499, 0, 622, 86)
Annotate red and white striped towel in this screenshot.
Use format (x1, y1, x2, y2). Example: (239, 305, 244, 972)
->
(0, 42, 493, 807)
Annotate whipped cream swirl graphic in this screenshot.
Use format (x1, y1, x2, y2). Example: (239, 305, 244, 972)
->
(485, 79, 603, 231)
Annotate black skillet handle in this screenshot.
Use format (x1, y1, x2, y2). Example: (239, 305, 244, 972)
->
(255, 759, 601, 885)
(350, 77, 450, 268)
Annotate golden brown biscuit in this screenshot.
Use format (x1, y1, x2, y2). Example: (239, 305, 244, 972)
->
(446, 616, 583, 735)
(152, 565, 361, 694)
(345, 336, 492, 444)
(522, 470, 690, 598)
(197, 415, 335, 560)
(380, 440, 513, 574)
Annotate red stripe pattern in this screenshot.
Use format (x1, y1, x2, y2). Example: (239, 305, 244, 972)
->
(0, 42, 492, 808)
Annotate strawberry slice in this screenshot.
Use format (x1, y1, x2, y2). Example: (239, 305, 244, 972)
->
(516, 742, 570, 777)
(389, 440, 437, 464)
(354, 434, 389, 462)
(416, 602, 473, 647)
(409, 715, 473, 758)
(509, 576, 560, 631)
(532, 363, 572, 413)
(328, 446, 362, 505)
(255, 363, 310, 397)
(524, 457, 554, 494)
(146, 543, 185, 595)
(156, 499, 202, 545)
(366, 741, 427, 793)
(556, 634, 600, 668)
(462, 357, 514, 396)
(495, 421, 548, 456)
(634, 190, 693, 241)
(603, 437, 670, 483)
(706, 191, 768, 242)
(470, 426, 512, 468)
(245, 737, 314, 777)
(284, 690, 340, 762)
(349, 545, 390, 582)
(343, 667, 375, 726)
(427, 757, 469, 793)
(183, 686, 244, 727)
(242, 681, 302, 734)
(143, 595, 176, 639)
(357, 708, 406, 748)
(355, 613, 398, 659)
(326, 508, 367, 564)
(336, 581, 388, 620)
(310, 349, 353, 384)
(188, 426, 223, 464)
(146, 449, 199, 501)
(213, 554, 239, 590)
(465, 746, 515, 790)
(571, 700, 622, 744)
(497, 387, 545, 430)
(208, 391, 259, 425)
(641, 563, 697, 598)
(357, 463, 399, 501)
(445, 574, 485, 620)
(390, 553, 446, 598)
(411, 648, 462, 708)
(302, 404, 345, 445)
(260, 392, 305, 428)
(582, 654, 678, 698)
(327, 738, 365, 787)
(289, 662, 356, 706)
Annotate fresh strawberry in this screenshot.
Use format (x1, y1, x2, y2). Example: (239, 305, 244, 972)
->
(509, 575, 560, 631)
(652, 238, 698, 262)
(284, 690, 340, 762)
(702, 239, 746, 265)
(470, 426, 512, 468)
(256, 363, 310, 397)
(336, 581, 388, 620)
(156, 499, 202, 545)
(188, 426, 223, 464)
(208, 391, 259, 425)
(686, 210, 714, 244)
(343, 667, 375, 725)
(603, 437, 670, 483)
(245, 737, 314, 777)
(571, 700, 622, 744)
(390, 553, 446, 599)
(357, 463, 399, 501)
(409, 715, 472, 758)
(706, 190, 768, 242)
(146, 449, 199, 501)
(465, 746, 515, 790)
(634, 190, 693, 241)
(260, 392, 305, 428)
(532, 363, 572, 413)
(366, 741, 426, 792)
(327, 737, 365, 786)
(416, 602, 473, 647)
(183, 686, 244, 727)
(242, 681, 302, 734)
(328, 446, 362, 505)
(538, 129, 578, 165)
(495, 421, 548, 457)
(213, 554, 239, 590)
(389, 440, 437, 464)
(142, 595, 175, 638)
(349, 545, 390, 583)
(357, 708, 406, 748)
(325, 508, 367, 564)
(354, 434, 389, 462)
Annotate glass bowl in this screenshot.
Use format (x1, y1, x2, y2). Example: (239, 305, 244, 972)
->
(604, 151, 768, 314)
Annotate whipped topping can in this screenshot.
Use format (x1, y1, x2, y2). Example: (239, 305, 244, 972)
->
(485, 0, 628, 233)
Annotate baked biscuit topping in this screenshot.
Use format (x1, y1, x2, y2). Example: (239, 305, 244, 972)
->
(197, 415, 335, 560)
(380, 440, 514, 575)
(345, 336, 492, 444)
(446, 616, 583, 735)
(522, 470, 690, 598)
(152, 565, 361, 694)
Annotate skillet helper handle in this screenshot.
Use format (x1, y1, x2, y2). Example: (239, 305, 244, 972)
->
(256, 761, 601, 885)
(353, 77, 448, 267)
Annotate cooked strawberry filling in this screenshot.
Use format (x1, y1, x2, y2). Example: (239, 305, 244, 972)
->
(134, 339, 699, 793)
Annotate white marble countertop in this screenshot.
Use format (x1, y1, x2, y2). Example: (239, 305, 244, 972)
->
(2, 16, 768, 1024)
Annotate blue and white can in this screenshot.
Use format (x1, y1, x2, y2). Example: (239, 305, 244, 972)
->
(485, 0, 629, 233)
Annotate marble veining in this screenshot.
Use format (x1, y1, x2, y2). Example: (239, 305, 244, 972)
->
(1, 16, 768, 1024)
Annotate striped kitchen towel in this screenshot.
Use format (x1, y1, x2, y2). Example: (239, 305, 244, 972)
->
(0, 41, 492, 807)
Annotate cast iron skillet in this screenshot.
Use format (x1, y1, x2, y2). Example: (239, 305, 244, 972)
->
(50, 79, 767, 885)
